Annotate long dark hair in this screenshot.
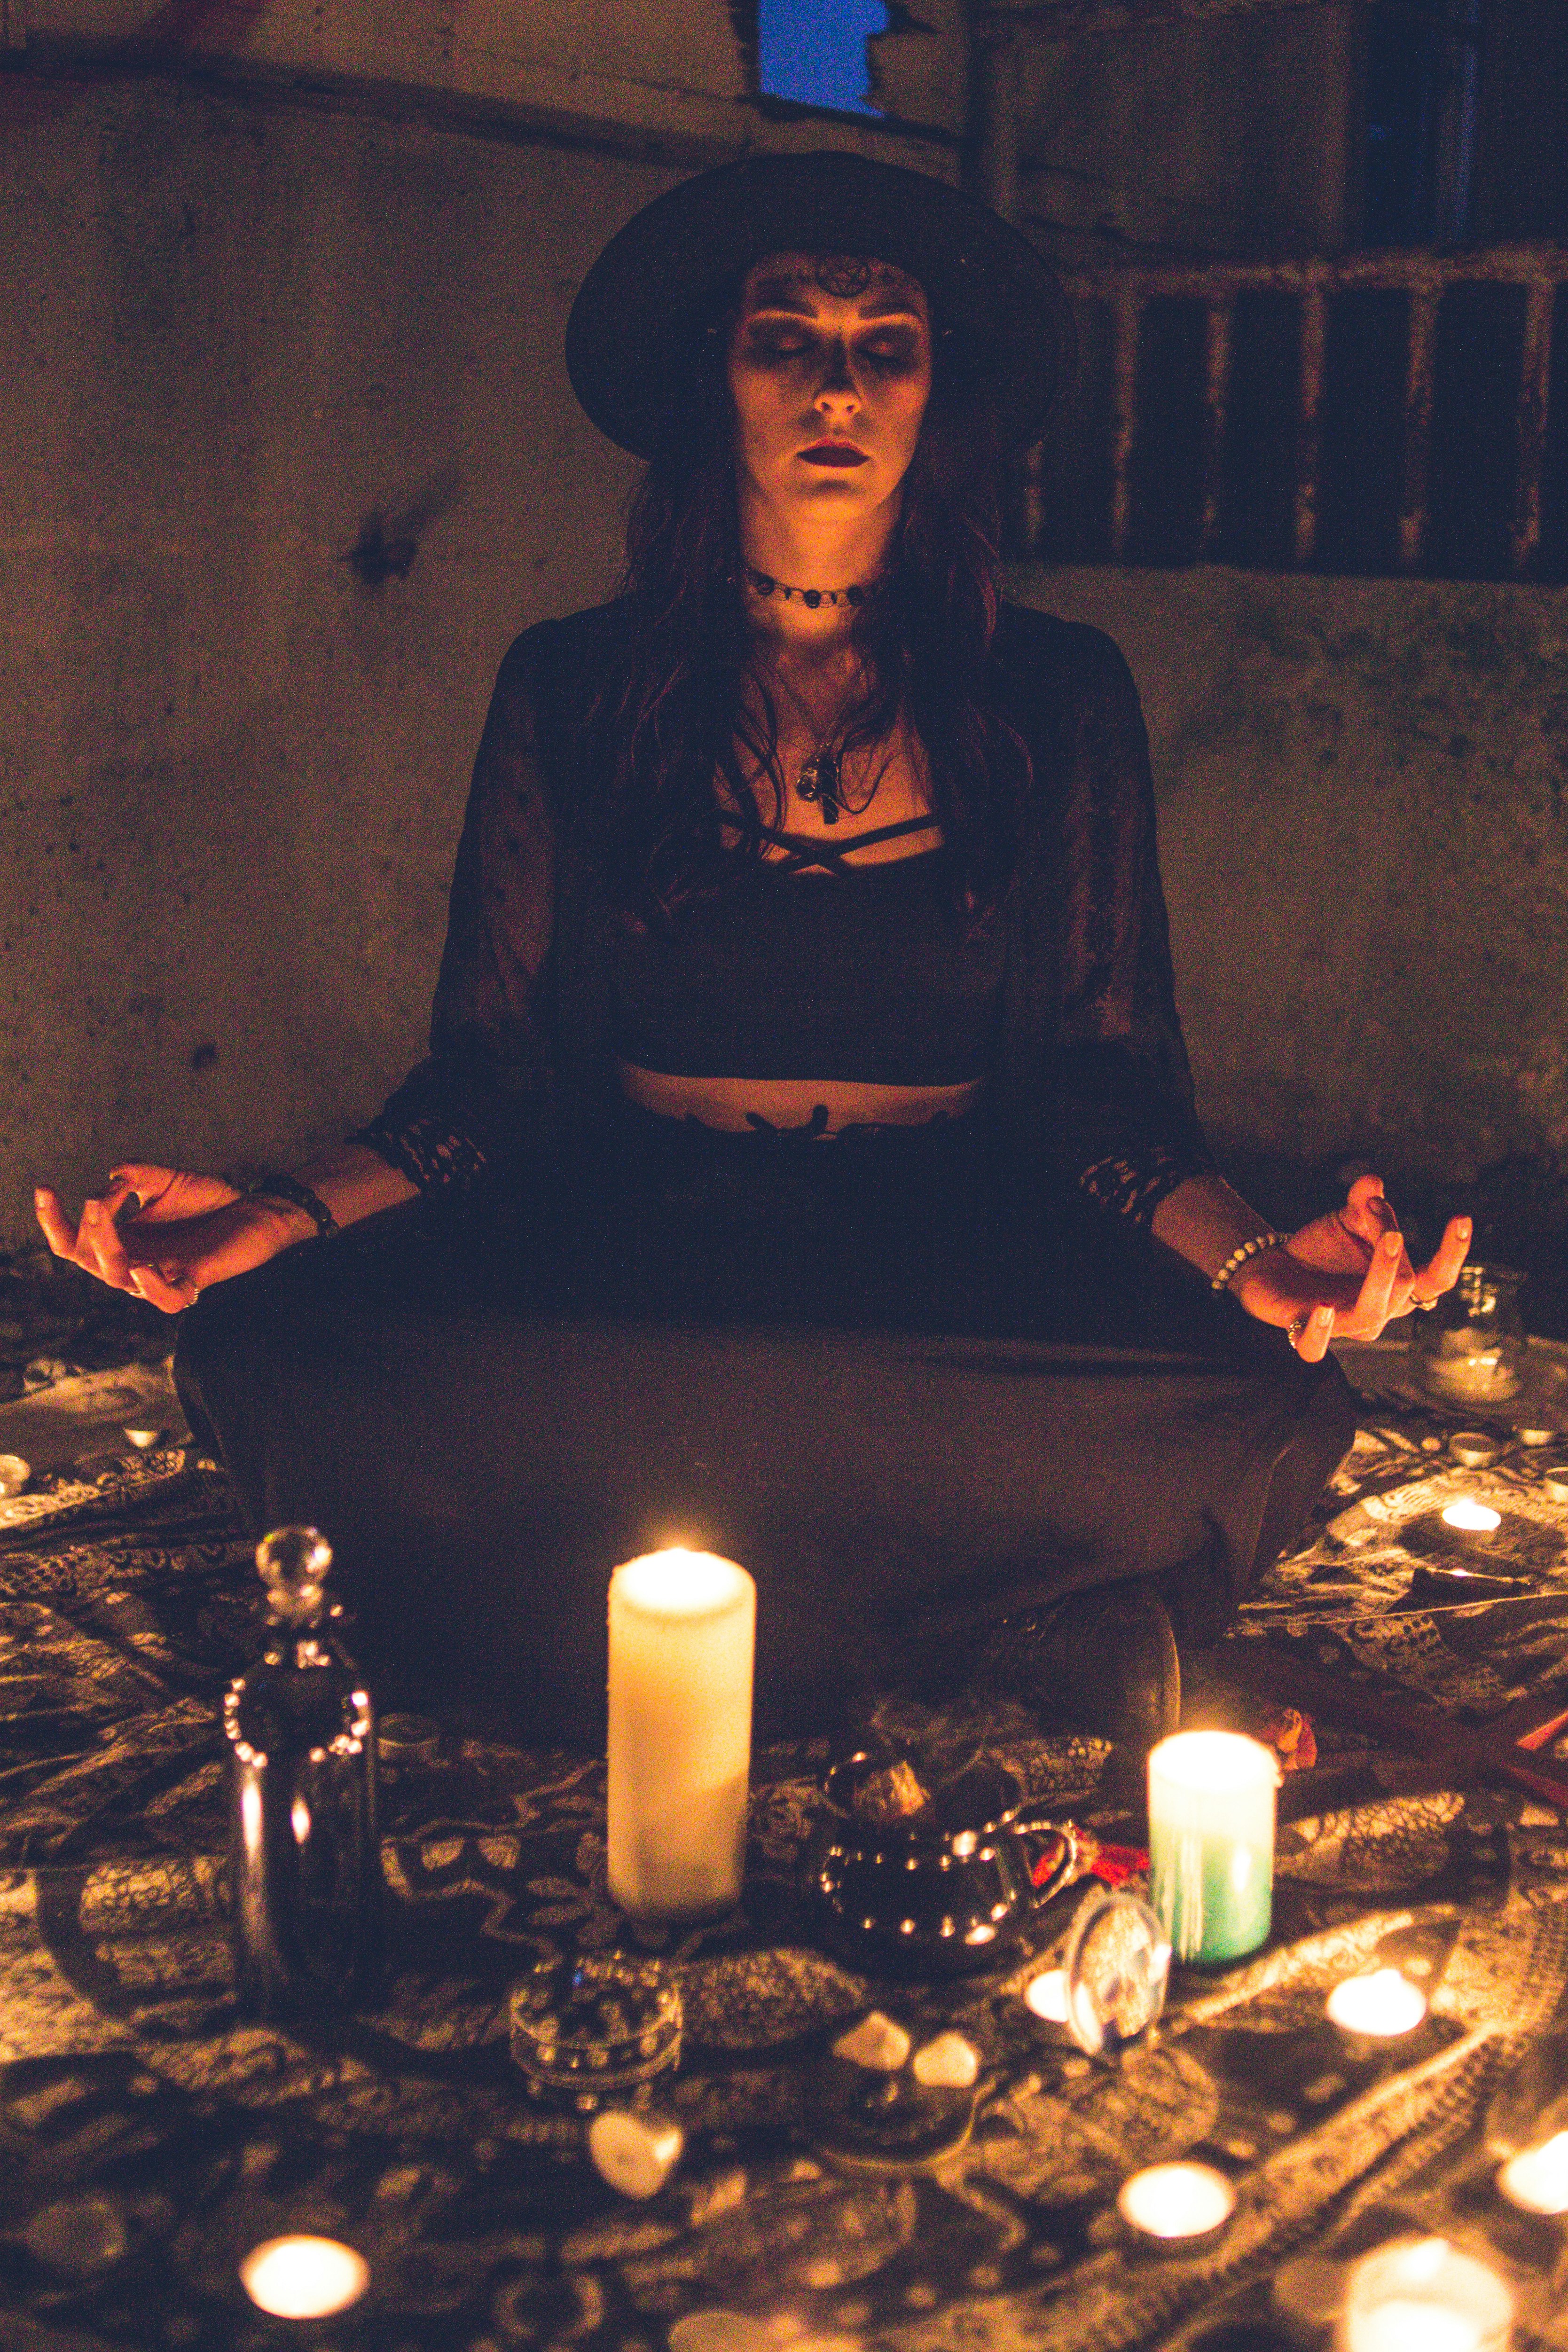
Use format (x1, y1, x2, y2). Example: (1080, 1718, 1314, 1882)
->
(584, 296, 1033, 922)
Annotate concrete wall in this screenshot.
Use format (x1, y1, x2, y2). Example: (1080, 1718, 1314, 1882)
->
(12, 0, 969, 149)
(1016, 3, 1363, 263)
(1009, 563, 1568, 1188)
(6, 64, 1566, 1257)
(1, 36, 965, 1257)
(3, 75, 662, 1240)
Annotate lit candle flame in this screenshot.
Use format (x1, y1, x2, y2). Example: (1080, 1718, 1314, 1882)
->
(1497, 2128, 1568, 2214)
(1325, 1969, 1428, 2037)
(1340, 2236, 1512, 2352)
(239, 2236, 369, 2319)
(1442, 1498, 1501, 1534)
(1024, 1968, 1068, 2023)
(1116, 2161, 1235, 2239)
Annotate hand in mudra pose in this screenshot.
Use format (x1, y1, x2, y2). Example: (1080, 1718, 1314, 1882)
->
(34, 1167, 288, 1313)
(1228, 1175, 1472, 1362)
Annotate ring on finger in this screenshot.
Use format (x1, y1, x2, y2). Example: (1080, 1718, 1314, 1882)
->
(1410, 1290, 1439, 1310)
(1286, 1315, 1309, 1346)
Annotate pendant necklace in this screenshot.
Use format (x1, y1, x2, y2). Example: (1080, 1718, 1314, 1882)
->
(768, 664, 888, 828)
(742, 566, 891, 825)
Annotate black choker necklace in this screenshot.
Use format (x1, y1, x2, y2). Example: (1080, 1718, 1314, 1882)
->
(744, 567, 885, 611)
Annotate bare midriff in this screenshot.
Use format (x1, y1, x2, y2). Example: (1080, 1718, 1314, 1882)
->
(616, 1061, 987, 1134)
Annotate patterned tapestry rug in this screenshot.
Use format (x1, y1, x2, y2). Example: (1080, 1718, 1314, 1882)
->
(2, 1294, 1568, 2352)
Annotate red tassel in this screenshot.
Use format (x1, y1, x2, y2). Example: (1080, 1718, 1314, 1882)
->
(1088, 1842, 1148, 1887)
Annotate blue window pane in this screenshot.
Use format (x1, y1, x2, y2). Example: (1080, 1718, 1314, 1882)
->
(758, 0, 888, 117)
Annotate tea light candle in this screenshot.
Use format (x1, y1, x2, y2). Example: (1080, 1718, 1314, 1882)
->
(1024, 1968, 1069, 2023)
(1337, 2236, 1513, 2352)
(1147, 1732, 1277, 1964)
(1326, 1969, 1427, 2037)
(1117, 2161, 1235, 2239)
(239, 2235, 369, 2319)
(1497, 2128, 1568, 2214)
(607, 1549, 755, 1922)
(589, 2108, 685, 2200)
(1422, 1354, 1520, 1406)
(1442, 1498, 1501, 1536)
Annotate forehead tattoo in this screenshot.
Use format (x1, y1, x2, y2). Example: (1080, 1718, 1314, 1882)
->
(745, 255, 924, 312)
(813, 254, 920, 304)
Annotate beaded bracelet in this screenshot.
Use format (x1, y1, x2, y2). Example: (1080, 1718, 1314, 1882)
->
(1210, 1230, 1286, 1295)
(245, 1171, 340, 1242)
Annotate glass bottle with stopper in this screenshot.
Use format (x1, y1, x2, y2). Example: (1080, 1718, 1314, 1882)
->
(224, 1526, 383, 2016)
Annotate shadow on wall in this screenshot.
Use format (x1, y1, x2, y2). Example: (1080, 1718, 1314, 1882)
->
(346, 466, 464, 588)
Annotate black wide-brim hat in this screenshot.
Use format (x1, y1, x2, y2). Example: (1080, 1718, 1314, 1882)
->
(565, 149, 1076, 462)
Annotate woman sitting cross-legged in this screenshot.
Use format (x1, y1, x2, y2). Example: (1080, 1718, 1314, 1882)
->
(35, 153, 1469, 1746)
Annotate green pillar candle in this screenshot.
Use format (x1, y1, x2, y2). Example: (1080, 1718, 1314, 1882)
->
(1147, 1732, 1278, 1964)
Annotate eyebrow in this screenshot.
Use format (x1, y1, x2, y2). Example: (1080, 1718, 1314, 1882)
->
(745, 280, 925, 323)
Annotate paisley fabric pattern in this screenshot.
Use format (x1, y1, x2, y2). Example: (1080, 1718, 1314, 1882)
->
(3, 1323, 1568, 2349)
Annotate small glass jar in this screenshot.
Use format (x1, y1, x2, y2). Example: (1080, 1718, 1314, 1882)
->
(1409, 1263, 1526, 1408)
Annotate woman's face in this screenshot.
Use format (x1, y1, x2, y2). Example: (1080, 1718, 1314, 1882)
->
(726, 251, 933, 533)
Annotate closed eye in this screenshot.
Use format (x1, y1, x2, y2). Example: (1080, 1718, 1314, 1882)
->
(741, 324, 925, 372)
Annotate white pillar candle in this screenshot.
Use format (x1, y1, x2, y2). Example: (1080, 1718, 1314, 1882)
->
(1337, 2237, 1513, 2352)
(1147, 1731, 1277, 1964)
(607, 1549, 755, 1923)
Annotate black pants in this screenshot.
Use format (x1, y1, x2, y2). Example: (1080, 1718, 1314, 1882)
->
(175, 1115, 1355, 1737)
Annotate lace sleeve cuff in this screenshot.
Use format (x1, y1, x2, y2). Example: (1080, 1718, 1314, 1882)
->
(350, 1114, 491, 1195)
(1079, 1145, 1212, 1228)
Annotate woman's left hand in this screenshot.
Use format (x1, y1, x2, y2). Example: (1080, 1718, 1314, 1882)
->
(1232, 1174, 1472, 1363)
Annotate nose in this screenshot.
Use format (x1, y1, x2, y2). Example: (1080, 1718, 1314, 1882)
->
(814, 338, 860, 416)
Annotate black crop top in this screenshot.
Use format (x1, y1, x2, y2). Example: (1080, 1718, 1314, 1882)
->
(609, 821, 1003, 1087)
(354, 600, 1217, 1228)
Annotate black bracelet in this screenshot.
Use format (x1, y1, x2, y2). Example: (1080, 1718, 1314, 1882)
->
(245, 1171, 340, 1241)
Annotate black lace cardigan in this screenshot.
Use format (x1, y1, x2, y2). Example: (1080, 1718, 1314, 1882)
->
(356, 597, 1215, 1224)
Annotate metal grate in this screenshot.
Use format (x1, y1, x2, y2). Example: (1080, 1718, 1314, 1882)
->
(1024, 245, 1568, 580)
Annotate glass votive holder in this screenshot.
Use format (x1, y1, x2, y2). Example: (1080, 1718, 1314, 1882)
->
(1335, 2235, 1513, 2352)
(508, 1953, 682, 2110)
(1061, 1886, 1170, 2056)
(1410, 1264, 1526, 1409)
(1147, 1732, 1278, 1965)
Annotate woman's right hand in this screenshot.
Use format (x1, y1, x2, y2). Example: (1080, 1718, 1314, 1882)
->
(34, 1165, 303, 1314)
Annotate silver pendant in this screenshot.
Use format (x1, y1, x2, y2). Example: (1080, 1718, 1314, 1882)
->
(799, 751, 841, 823)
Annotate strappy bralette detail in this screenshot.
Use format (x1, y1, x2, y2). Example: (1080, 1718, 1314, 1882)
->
(722, 814, 941, 878)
